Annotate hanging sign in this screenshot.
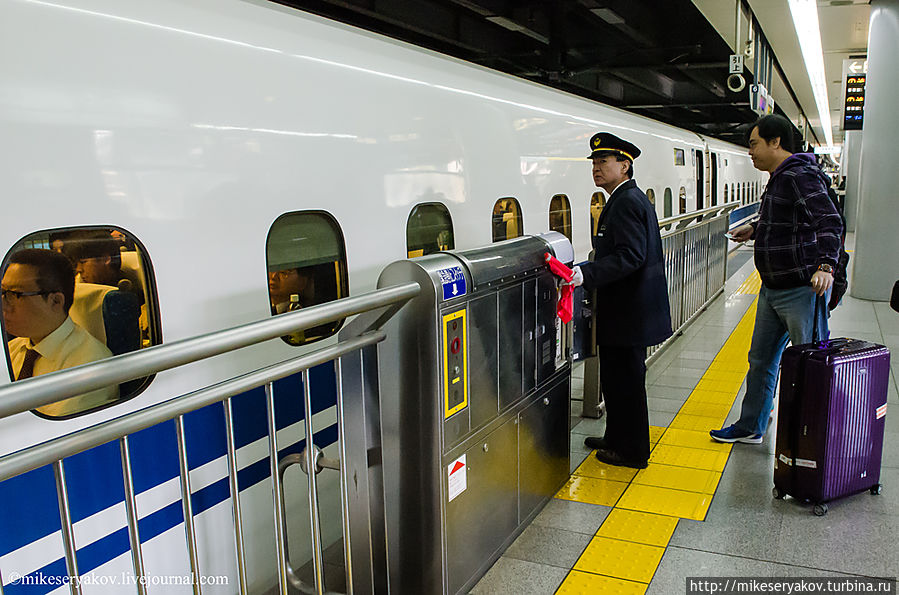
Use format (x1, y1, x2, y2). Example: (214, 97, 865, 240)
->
(842, 59, 867, 131)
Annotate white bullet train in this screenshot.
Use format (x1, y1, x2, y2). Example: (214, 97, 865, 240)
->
(0, 0, 766, 593)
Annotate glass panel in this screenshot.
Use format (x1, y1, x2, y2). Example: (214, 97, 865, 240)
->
(266, 211, 348, 345)
(679, 187, 687, 214)
(646, 188, 655, 206)
(491, 197, 523, 242)
(407, 202, 454, 258)
(2, 227, 159, 418)
(590, 191, 606, 235)
(664, 188, 673, 218)
(548, 194, 572, 241)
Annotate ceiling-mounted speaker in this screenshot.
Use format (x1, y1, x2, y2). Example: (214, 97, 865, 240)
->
(727, 73, 746, 93)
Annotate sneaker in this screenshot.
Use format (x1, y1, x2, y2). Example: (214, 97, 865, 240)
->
(709, 424, 763, 444)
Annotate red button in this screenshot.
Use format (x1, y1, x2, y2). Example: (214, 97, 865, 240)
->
(451, 337, 460, 354)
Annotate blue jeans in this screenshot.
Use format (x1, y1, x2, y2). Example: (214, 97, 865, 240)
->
(735, 285, 829, 435)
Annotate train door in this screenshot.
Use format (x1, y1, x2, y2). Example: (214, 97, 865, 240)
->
(710, 152, 718, 206)
(695, 149, 705, 210)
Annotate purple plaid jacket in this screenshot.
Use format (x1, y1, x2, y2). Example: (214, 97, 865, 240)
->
(751, 153, 844, 290)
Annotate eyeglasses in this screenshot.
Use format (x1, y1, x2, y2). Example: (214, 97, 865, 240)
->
(1, 289, 53, 302)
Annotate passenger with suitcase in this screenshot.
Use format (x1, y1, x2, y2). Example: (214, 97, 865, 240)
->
(710, 115, 844, 445)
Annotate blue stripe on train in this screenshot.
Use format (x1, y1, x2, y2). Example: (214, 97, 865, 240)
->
(0, 466, 60, 558)
(729, 202, 760, 226)
(1, 424, 338, 593)
(0, 364, 339, 576)
(3, 558, 68, 594)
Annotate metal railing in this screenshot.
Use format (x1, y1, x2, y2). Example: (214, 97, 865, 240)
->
(649, 201, 737, 360)
(0, 282, 420, 595)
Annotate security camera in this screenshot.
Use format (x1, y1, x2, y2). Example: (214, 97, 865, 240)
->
(727, 73, 746, 93)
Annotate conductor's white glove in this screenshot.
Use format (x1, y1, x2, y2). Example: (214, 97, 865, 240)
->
(570, 266, 584, 287)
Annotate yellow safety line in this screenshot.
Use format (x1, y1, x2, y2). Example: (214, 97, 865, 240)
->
(733, 269, 762, 295)
(556, 295, 761, 593)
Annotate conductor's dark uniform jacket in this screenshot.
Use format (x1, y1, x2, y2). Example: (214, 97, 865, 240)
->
(581, 179, 672, 348)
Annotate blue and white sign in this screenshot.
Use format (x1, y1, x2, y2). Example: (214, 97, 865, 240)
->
(438, 266, 467, 300)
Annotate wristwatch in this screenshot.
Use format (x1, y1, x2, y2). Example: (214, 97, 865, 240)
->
(817, 263, 834, 274)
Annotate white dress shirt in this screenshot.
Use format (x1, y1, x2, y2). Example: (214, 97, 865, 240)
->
(8, 316, 119, 417)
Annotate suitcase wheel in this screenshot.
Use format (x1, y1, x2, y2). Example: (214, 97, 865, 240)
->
(813, 503, 828, 516)
(772, 487, 785, 499)
(870, 484, 883, 496)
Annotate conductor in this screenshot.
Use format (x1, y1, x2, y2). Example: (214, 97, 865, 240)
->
(570, 132, 672, 468)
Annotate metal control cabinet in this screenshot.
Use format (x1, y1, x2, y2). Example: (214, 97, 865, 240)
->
(375, 233, 573, 595)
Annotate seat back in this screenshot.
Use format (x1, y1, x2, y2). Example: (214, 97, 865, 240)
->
(71, 282, 141, 356)
(70, 283, 115, 345)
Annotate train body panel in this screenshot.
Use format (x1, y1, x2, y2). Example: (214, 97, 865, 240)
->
(0, 0, 765, 592)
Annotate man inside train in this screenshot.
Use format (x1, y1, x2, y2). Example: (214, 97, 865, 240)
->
(570, 132, 673, 469)
(1, 249, 118, 417)
(66, 231, 131, 291)
(710, 114, 843, 444)
(268, 266, 314, 315)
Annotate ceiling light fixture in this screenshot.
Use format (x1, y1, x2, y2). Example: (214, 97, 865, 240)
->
(788, 0, 833, 146)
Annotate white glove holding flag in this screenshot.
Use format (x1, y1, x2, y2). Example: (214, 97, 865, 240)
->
(570, 266, 584, 287)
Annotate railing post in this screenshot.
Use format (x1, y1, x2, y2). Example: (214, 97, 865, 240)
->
(333, 358, 355, 595)
(175, 416, 202, 595)
(119, 436, 147, 595)
(301, 370, 325, 595)
(266, 382, 289, 595)
(53, 460, 81, 595)
(223, 398, 249, 594)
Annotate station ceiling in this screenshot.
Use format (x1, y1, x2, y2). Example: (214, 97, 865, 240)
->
(279, 0, 782, 147)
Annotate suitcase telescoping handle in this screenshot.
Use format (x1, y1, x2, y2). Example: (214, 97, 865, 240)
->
(812, 294, 826, 346)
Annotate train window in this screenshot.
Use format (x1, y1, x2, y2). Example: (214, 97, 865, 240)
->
(406, 203, 454, 258)
(743, 183, 748, 204)
(674, 148, 685, 166)
(646, 188, 656, 206)
(678, 187, 687, 214)
(1, 227, 159, 419)
(266, 211, 348, 346)
(548, 194, 572, 242)
(724, 184, 729, 203)
(492, 197, 523, 242)
(590, 192, 606, 235)
(663, 188, 673, 218)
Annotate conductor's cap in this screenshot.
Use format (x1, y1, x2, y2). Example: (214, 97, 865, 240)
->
(588, 132, 641, 161)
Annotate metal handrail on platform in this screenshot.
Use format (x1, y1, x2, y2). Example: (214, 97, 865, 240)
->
(649, 203, 736, 361)
(0, 282, 421, 595)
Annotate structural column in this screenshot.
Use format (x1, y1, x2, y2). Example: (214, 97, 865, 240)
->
(851, 0, 899, 300)
(841, 130, 862, 232)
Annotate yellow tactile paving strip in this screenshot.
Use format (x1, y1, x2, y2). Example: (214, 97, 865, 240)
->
(734, 269, 762, 295)
(555, 293, 760, 593)
(556, 571, 647, 594)
(555, 475, 629, 507)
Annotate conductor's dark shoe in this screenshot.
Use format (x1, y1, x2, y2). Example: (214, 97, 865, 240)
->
(583, 436, 609, 450)
(594, 447, 648, 469)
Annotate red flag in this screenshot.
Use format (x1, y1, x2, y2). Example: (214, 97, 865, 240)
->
(544, 253, 574, 323)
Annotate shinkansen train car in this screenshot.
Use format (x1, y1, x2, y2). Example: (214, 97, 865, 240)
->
(0, 0, 765, 593)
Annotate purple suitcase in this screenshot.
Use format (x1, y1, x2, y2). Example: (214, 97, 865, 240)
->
(774, 337, 890, 515)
